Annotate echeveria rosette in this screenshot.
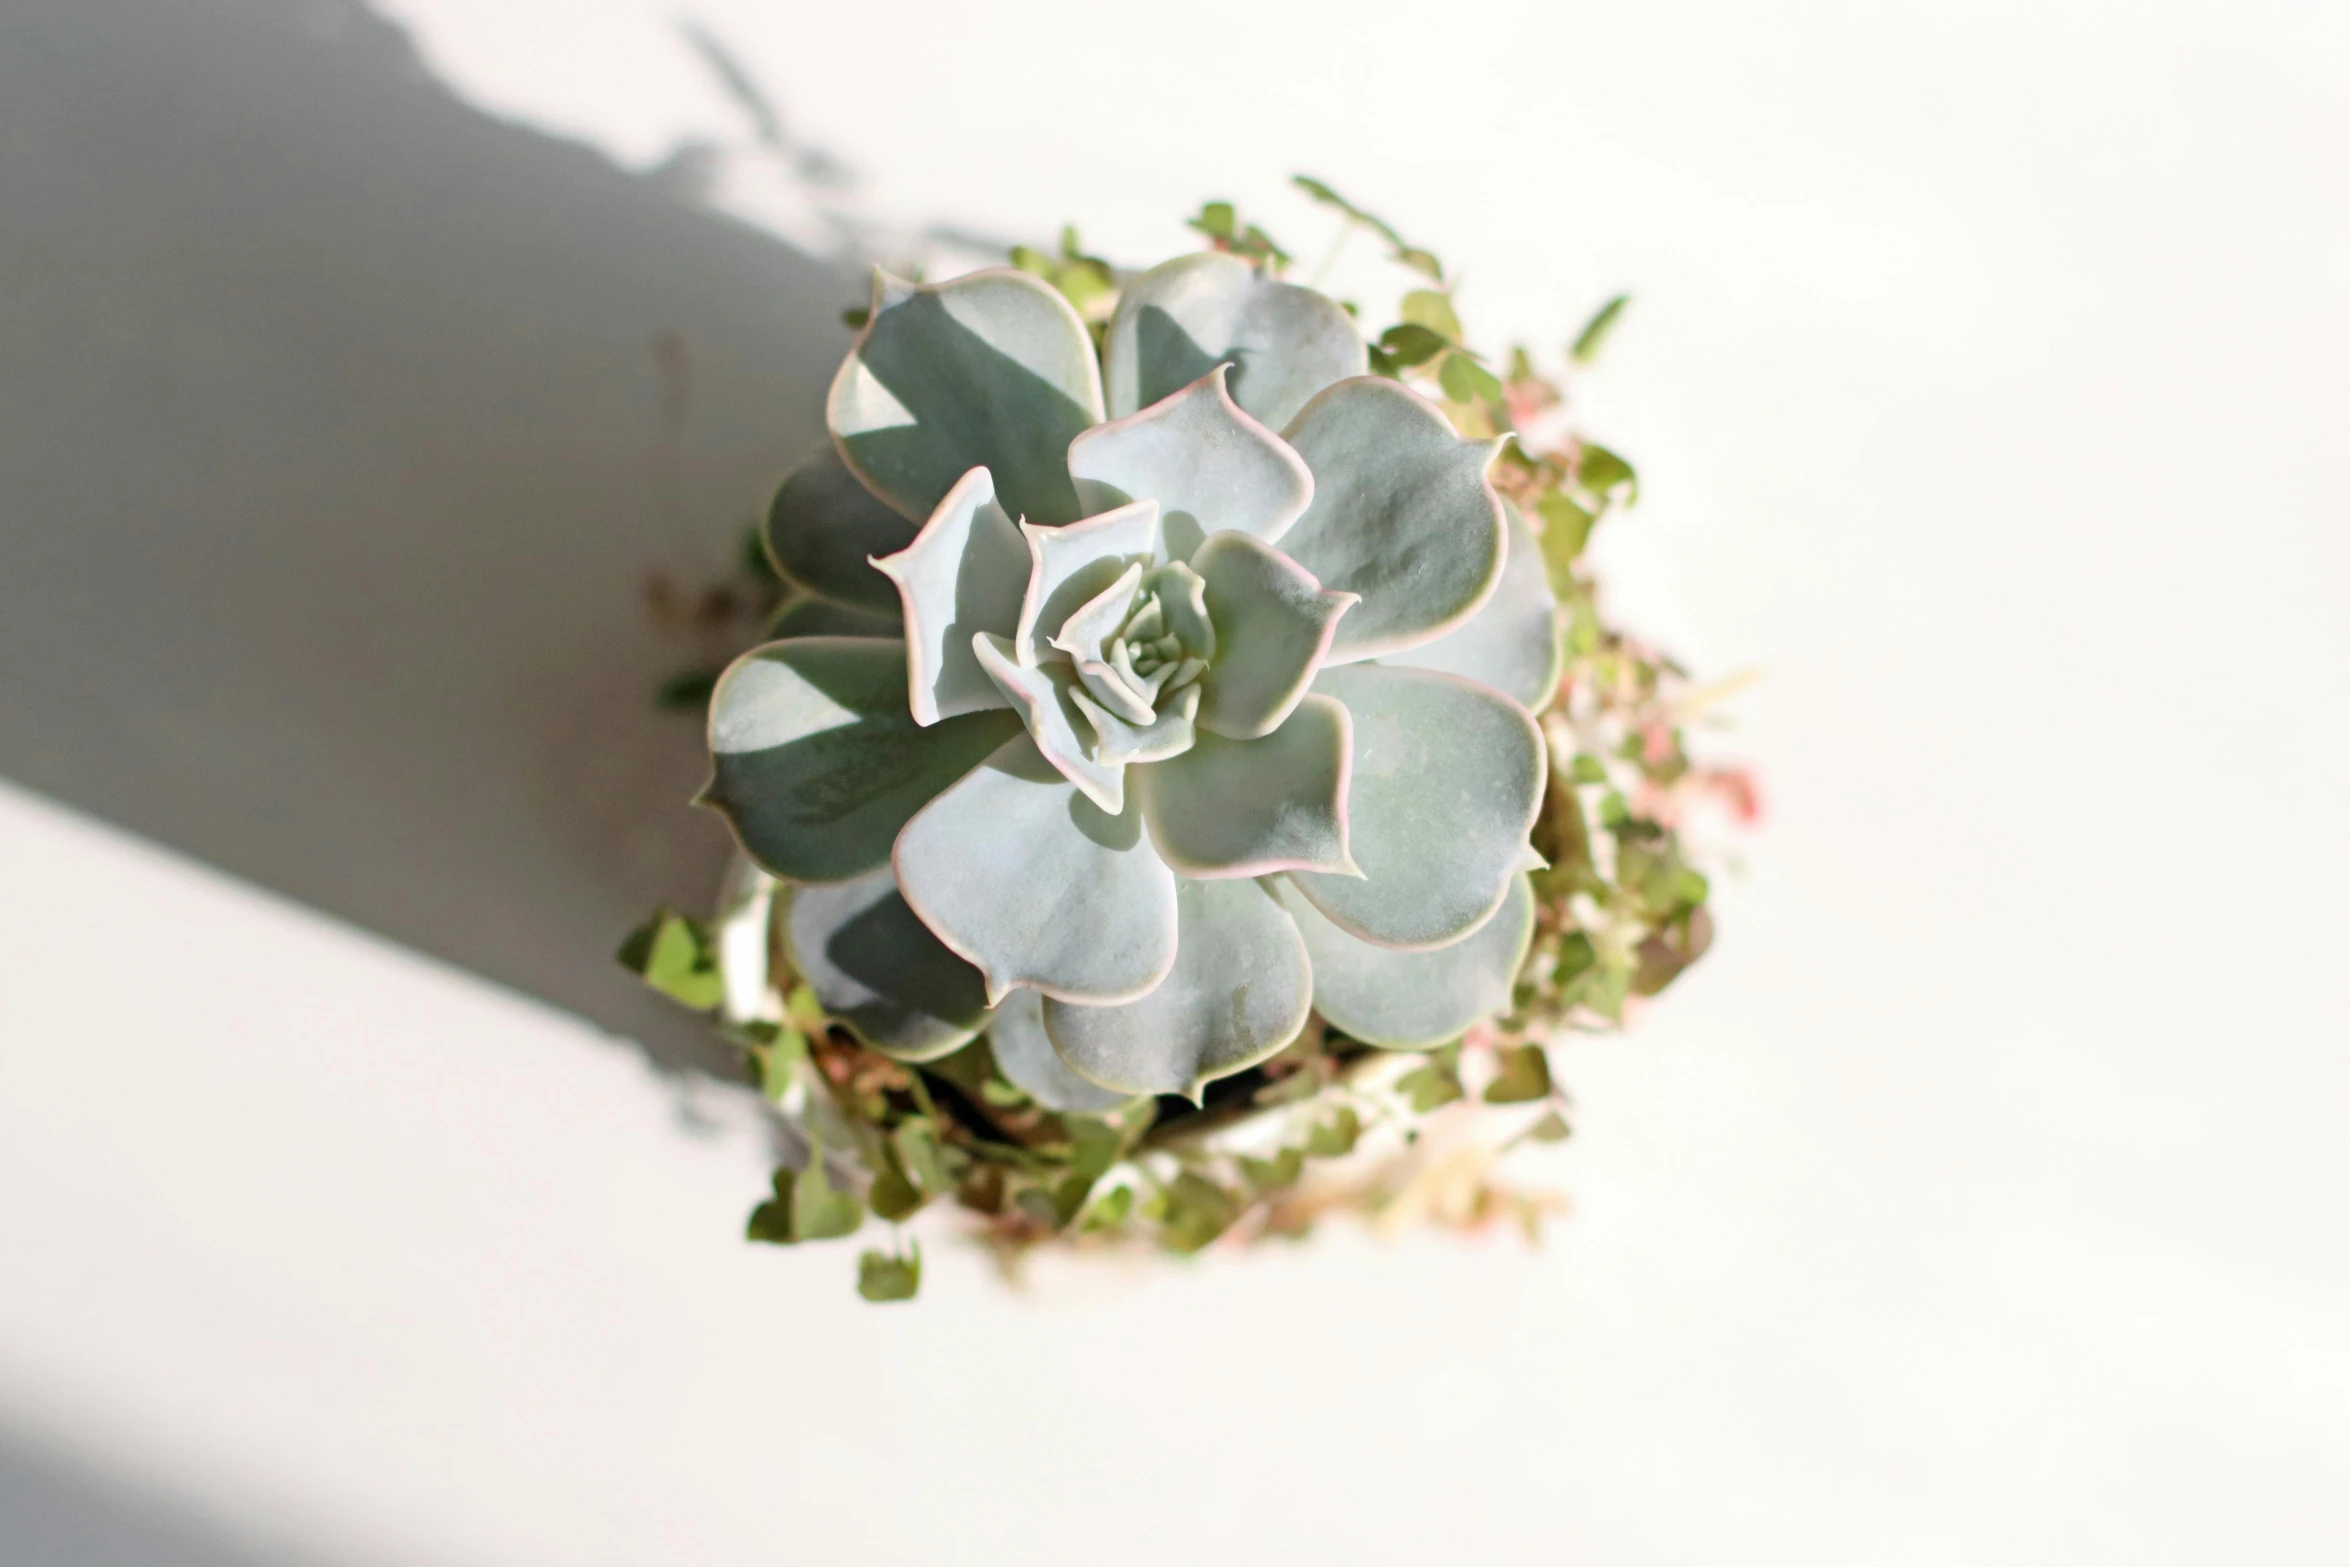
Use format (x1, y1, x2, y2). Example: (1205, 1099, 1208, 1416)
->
(705, 257, 1559, 1104)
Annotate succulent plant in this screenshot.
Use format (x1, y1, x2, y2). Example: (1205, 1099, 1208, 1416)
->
(625, 186, 1745, 1296)
(702, 250, 1564, 1105)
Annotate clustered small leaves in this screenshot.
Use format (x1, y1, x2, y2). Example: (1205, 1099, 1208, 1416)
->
(1186, 199, 1291, 272)
(1009, 226, 1119, 340)
(632, 182, 1752, 1299)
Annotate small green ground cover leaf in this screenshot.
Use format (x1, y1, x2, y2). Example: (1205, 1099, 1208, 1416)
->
(615, 909, 724, 1011)
(1305, 1105, 1362, 1158)
(857, 1241, 922, 1301)
(1483, 1044, 1553, 1104)
(1570, 294, 1631, 364)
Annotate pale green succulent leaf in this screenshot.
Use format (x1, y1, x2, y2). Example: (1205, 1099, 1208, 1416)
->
(972, 632, 1127, 812)
(703, 637, 1021, 883)
(1043, 877, 1311, 1099)
(987, 988, 1133, 1114)
(1066, 365, 1315, 561)
(828, 268, 1104, 527)
(1049, 561, 1144, 664)
(1072, 681, 1199, 766)
(1190, 530, 1357, 739)
(766, 444, 919, 614)
(1277, 377, 1507, 664)
(1275, 873, 1536, 1048)
(1015, 500, 1161, 667)
(1138, 693, 1355, 878)
(766, 594, 901, 641)
(1148, 562, 1215, 660)
(1104, 252, 1367, 433)
(1071, 651, 1159, 726)
(870, 465, 1028, 725)
(1289, 664, 1543, 948)
(1380, 504, 1564, 713)
(893, 734, 1179, 1004)
(781, 866, 992, 1061)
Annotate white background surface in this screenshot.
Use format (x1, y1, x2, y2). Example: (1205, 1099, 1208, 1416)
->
(4, 1, 2347, 1563)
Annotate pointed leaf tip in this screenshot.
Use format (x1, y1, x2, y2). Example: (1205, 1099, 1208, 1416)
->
(1278, 378, 1507, 664)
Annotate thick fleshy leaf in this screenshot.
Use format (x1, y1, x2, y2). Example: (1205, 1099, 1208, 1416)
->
(1043, 878, 1312, 1099)
(765, 444, 919, 614)
(702, 638, 1020, 883)
(987, 989, 1132, 1114)
(1066, 365, 1314, 561)
(1381, 504, 1563, 713)
(782, 866, 992, 1060)
(1190, 531, 1356, 739)
(1138, 694, 1356, 878)
(1072, 681, 1199, 765)
(1050, 562, 1144, 664)
(1277, 378, 1507, 663)
(1149, 562, 1216, 657)
(893, 734, 1178, 1004)
(1015, 500, 1160, 667)
(972, 632, 1126, 813)
(767, 594, 900, 640)
(871, 466, 1028, 724)
(828, 268, 1104, 527)
(1103, 252, 1367, 432)
(1276, 874, 1535, 1048)
(1071, 646, 1166, 726)
(1289, 664, 1544, 948)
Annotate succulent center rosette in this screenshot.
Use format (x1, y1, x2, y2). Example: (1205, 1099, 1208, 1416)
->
(1047, 559, 1214, 762)
(706, 253, 1568, 1105)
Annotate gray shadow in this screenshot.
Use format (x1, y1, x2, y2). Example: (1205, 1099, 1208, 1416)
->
(0, 1426, 350, 1567)
(1132, 303, 1224, 409)
(0, 0, 859, 1073)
